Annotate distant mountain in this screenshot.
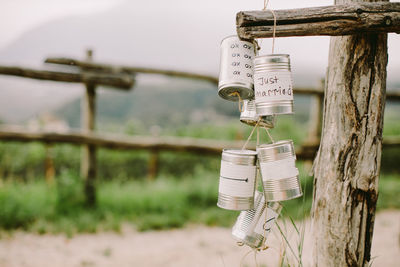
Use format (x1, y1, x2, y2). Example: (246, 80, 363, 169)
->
(54, 78, 239, 131)
(52, 76, 313, 134)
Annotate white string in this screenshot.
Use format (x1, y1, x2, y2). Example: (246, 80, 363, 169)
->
(253, 249, 259, 267)
(262, 0, 277, 54)
(240, 249, 253, 267)
(263, 0, 269, 10)
(257, 126, 260, 146)
(264, 127, 275, 143)
(242, 118, 261, 150)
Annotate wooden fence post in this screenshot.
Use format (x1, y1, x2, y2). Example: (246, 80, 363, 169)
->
(44, 144, 55, 184)
(147, 149, 159, 180)
(81, 49, 97, 207)
(311, 0, 388, 266)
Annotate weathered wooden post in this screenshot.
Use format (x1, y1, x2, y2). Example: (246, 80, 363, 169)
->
(147, 149, 159, 180)
(81, 49, 97, 206)
(312, 0, 387, 265)
(236, 1, 400, 265)
(44, 144, 55, 184)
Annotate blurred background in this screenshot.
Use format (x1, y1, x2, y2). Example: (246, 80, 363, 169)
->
(0, 0, 399, 239)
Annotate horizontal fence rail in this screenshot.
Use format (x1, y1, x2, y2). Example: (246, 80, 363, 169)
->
(45, 57, 220, 85)
(0, 66, 134, 89)
(0, 127, 320, 160)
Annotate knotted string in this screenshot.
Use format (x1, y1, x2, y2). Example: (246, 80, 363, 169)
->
(242, 118, 261, 150)
(229, 91, 243, 112)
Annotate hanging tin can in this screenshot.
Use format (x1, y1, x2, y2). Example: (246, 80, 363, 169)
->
(217, 149, 257, 210)
(232, 191, 282, 248)
(253, 54, 294, 115)
(218, 35, 256, 101)
(257, 140, 302, 202)
(240, 100, 275, 128)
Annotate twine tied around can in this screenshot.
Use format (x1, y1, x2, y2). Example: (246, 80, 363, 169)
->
(242, 118, 261, 150)
(229, 91, 243, 112)
(241, 118, 275, 151)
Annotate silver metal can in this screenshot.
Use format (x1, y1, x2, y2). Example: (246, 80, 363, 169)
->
(218, 35, 256, 102)
(240, 100, 275, 128)
(217, 149, 258, 210)
(253, 54, 294, 115)
(257, 140, 302, 202)
(232, 191, 282, 248)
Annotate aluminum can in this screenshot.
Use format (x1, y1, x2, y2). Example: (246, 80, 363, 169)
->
(218, 35, 256, 101)
(232, 191, 282, 248)
(217, 149, 258, 210)
(254, 54, 294, 115)
(240, 100, 275, 128)
(257, 140, 302, 201)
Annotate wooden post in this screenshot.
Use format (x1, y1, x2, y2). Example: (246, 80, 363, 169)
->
(312, 0, 387, 266)
(147, 149, 159, 180)
(44, 144, 55, 184)
(81, 49, 97, 207)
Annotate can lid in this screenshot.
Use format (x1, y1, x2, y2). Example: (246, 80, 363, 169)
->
(254, 54, 291, 72)
(257, 140, 295, 162)
(222, 149, 258, 166)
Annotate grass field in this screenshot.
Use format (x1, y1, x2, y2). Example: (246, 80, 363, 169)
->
(0, 109, 399, 235)
(0, 164, 399, 235)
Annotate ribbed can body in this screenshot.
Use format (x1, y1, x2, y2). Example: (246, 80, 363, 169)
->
(217, 149, 257, 210)
(253, 54, 294, 115)
(240, 100, 275, 128)
(218, 36, 256, 102)
(232, 191, 282, 248)
(257, 140, 303, 201)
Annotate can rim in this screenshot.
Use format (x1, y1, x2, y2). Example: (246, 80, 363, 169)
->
(220, 35, 254, 44)
(257, 140, 293, 149)
(222, 148, 258, 156)
(255, 54, 290, 58)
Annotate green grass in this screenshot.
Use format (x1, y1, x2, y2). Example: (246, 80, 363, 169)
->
(0, 166, 399, 235)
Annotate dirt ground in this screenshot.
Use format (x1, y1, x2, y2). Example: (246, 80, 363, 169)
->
(0, 210, 399, 267)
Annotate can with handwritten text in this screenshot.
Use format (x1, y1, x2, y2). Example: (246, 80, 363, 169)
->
(253, 54, 294, 115)
(217, 149, 258, 210)
(218, 35, 256, 101)
(232, 191, 282, 248)
(240, 100, 275, 128)
(257, 140, 302, 202)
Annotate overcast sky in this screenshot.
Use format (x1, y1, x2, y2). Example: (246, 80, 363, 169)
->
(1, 0, 399, 78)
(0, 0, 399, 122)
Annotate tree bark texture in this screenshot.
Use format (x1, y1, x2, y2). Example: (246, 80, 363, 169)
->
(312, 0, 387, 266)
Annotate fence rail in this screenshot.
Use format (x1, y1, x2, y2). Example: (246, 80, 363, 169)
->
(0, 127, 315, 159)
(1, 127, 400, 160)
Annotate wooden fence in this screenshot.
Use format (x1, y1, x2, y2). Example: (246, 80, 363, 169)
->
(0, 47, 400, 207)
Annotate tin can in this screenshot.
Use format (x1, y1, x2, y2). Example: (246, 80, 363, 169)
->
(232, 191, 282, 248)
(257, 140, 302, 202)
(218, 35, 256, 102)
(253, 54, 294, 115)
(217, 149, 258, 210)
(240, 100, 275, 128)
